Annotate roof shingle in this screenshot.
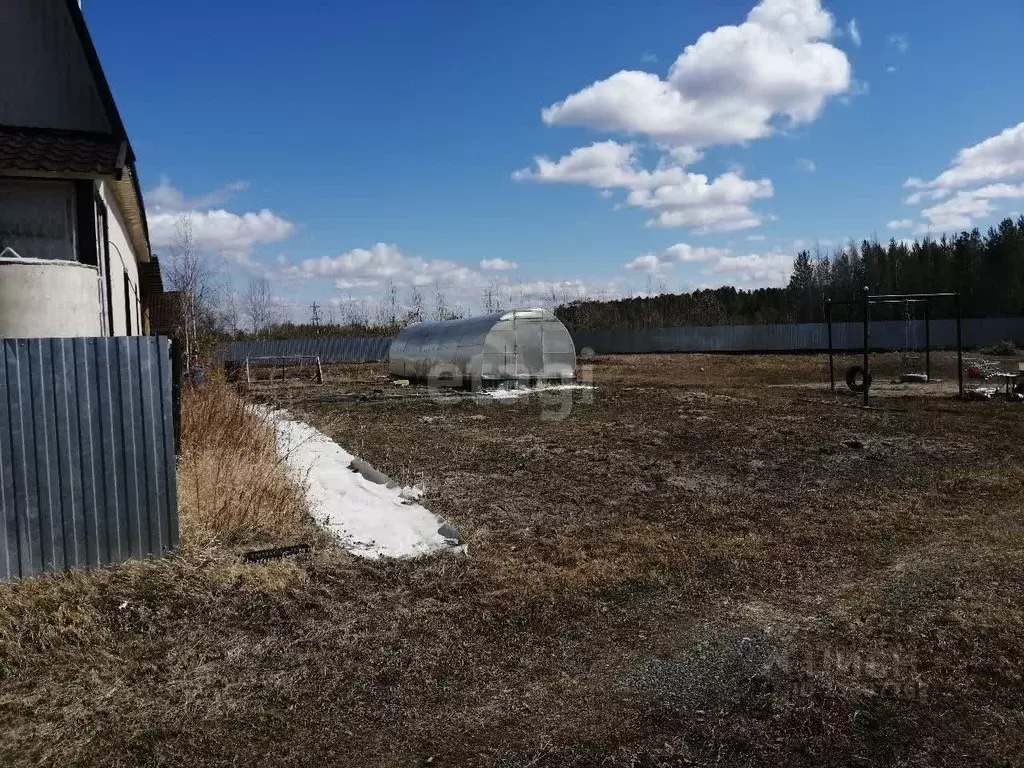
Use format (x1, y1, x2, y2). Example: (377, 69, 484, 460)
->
(0, 127, 122, 175)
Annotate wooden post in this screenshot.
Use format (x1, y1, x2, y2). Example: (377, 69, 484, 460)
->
(924, 298, 931, 381)
(316, 355, 324, 384)
(245, 357, 251, 385)
(826, 299, 835, 392)
(956, 292, 964, 398)
(862, 286, 870, 406)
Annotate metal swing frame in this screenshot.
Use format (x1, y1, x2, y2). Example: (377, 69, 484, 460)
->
(826, 287, 964, 405)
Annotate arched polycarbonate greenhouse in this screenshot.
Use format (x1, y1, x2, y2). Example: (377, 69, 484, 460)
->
(388, 308, 576, 388)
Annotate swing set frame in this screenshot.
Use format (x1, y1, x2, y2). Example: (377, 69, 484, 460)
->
(826, 287, 964, 405)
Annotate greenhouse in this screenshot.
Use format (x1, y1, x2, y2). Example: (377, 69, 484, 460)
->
(388, 308, 576, 388)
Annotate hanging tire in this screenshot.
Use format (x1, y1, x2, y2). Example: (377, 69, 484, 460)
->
(845, 365, 872, 393)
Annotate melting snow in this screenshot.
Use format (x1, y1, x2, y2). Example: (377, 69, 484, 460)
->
(255, 407, 465, 559)
(483, 383, 595, 400)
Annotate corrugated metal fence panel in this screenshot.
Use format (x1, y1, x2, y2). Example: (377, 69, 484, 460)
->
(0, 337, 179, 580)
(572, 318, 1024, 355)
(218, 336, 394, 364)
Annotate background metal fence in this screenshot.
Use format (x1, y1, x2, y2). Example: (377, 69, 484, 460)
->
(218, 336, 393, 364)
(0, 336, 179, 580)
(216, 317, 1024, 365)
(571, 317, 1024, 355)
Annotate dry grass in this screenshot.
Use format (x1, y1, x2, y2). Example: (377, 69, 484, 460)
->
(1, 357, 1024, 767)
(177, 385, 320, 549)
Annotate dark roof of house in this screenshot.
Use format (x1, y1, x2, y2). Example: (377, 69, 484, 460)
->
(63, 0, 151, 256)
(0, 126, 124, 175)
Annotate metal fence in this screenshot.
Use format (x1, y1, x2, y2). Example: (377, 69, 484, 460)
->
(0, 336, 179, 580)
(571, 317, 1024, 355)
(218, 336, 393, 364)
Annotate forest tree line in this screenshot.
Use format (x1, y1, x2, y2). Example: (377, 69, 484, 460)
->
(556, 217, 1024, 331)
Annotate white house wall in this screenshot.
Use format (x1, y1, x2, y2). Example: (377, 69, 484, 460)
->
(0, 0, 112, 133)
(0, 258, 104, 338)
(100, 180, 142, 336)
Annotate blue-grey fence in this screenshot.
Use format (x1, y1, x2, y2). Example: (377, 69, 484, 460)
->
(218, 336, 393, 364)
(571, 317, 1024, 355)
(216, 317, 1024, 364)
(0, 336, 179, 580)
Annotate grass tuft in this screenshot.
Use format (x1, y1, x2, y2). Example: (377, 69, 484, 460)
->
(178, 385, 320, 549)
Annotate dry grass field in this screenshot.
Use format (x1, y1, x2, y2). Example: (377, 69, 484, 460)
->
(2, 353, 1024, 767)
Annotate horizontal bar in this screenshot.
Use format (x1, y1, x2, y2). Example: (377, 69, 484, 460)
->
(869, 292, 957, 300)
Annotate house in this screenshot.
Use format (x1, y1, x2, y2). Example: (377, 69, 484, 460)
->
(0, 0, 159, 338)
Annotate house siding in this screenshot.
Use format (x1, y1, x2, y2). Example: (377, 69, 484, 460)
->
(99, 180, 142, 336)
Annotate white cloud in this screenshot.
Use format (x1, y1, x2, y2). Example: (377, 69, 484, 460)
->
(886, 65, 897, 74)
(796, 157, 817, 172)
(641, 51, 659, 64)
(480, 258, 519, 271)
(282, 243, 482, 291)
(706, 252, 792, 287)
(624, 243, 730, 272)
(847, 19, 861, 47)
(887, 218, 914, 230)
(905, 122, 1024, 193)
(146, 179, 294, 266)
(888, 33, 909, 54)
(149, 209, 295, 264)
(902, 123, 1024, 230)
(514, 141, 773, 232)
(918, 184, 1024, 233)
(515, 1, 857, 234)
(746, 234, 767, 241)
(539, 0, 851, 148)
(624, 243, 791, 288)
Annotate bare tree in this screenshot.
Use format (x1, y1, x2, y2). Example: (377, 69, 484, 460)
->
(407, 285, 425, 324)
(164, 213, 228, 367)
(388, 279, 398, 327)
(242, 276, 279, 337)
(434, 281, 450, 321)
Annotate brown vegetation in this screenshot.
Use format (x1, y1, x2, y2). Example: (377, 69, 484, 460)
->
(2, 355, 1023, 767)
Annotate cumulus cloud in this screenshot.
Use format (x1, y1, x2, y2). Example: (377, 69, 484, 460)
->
(282, 243, 482, 292)
(887, 219, 913, 230)
(514, 141, 774, 232)
(906, 122, 1024, 193)
(539, 0, 851, 148)
(515, 1, 853, 234)
(624, 243, 730, 272)
(918, 184, 1024, 233)
(704, 252, 792, 287)
(146, 177, 250, 215)
(795, 157, 817, 172)
(624, 243, 791, 288)
(847, 19, 861, 47)
(480, 258, 519, 271)
(902, 123, 1024, 231)
(146, 179, 294, 267)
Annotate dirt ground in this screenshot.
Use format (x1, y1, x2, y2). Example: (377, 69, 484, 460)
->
(4, 352, 1024, 767)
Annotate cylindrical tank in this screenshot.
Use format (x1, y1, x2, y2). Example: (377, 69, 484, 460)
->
(388, 308, 576, 387)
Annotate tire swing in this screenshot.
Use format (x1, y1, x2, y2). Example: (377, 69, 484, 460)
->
(845, 365, 872, 393)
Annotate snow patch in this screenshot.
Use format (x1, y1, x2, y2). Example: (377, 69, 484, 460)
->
(254, 406, 465, 559)
(483, 383, 595, 400)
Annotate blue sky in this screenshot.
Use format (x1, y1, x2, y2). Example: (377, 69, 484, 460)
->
(83, 0, 1024, 321)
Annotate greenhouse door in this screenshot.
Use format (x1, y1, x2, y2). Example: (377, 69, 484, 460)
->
(516, 318, 544, 376)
